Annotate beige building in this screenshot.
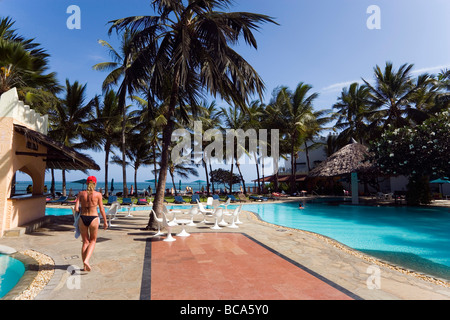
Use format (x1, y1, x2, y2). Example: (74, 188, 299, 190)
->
(0, 88, 99, 237)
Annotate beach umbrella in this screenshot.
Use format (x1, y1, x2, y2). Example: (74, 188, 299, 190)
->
(110, 179, 114, 193)
(430, 177, 450, 194)
(71, 179, 86, 190)
(191, 179, 207, 191)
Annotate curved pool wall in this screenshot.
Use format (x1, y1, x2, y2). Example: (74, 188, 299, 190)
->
(243, 200, 450, 281)
(0, 254, 25, 299)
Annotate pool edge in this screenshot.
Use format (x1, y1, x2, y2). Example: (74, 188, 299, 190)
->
(1, 252, 40, 300)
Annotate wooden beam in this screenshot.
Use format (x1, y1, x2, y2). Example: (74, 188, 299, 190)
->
(16, 151, 48, 157)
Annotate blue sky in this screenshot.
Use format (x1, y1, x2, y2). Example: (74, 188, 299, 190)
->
(2, 0, 450, 184)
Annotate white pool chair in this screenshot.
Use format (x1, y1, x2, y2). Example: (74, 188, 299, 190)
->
(235, 204, 243, 225)
(227, 206, 240, 229)
(105, 202, 120, 227)
(206, 196, 213, 208)
(161, 210, 176, 242)
(211, 208, 223, 230)
(126, 202, 134, 217)
(221, 198, 231, 215)
(151, 209, 164, 236)
(187, 206, 199, 226)
(197, 200, 213, 223)
(163, 205, 180, 226)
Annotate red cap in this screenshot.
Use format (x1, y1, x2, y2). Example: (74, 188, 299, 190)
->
(87, 176, 97, 184)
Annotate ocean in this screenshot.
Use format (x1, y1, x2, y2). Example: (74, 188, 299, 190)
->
(14, 180, 256, 195)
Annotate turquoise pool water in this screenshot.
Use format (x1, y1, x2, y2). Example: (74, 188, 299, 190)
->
(45, 205, 193, 217)
(0, 254, 25, 299)
(242, 200, 450, 280)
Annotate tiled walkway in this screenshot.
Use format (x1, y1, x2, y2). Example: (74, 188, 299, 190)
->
(145, 233, 358, 300)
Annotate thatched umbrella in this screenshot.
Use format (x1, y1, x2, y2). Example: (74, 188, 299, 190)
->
(308, 142, 373, 177)
(308, 142, 375, 204)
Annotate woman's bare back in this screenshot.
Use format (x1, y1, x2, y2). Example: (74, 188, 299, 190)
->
(78, 191, 101, 216)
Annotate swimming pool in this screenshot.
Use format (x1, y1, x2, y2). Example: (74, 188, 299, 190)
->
(45, 205, 193, 217)
(0, 254, 26, 299)
(243, 200, 450, 280)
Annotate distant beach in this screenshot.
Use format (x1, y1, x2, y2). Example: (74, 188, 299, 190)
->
(13, 180, 253, 195)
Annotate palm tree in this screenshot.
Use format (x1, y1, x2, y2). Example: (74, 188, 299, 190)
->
(219, 104, 249, 193)
(93, 28, 141, 197)
(109, 0, 277, 229)
(192, 100, 221, 196)
(270, 83, 318, 192)
(86, 90, 123, 196)
(0, 17, 60, 106)
(49, 79, 96, 195)
(112, 131, 154, 197)
(362, 62, 433, 131)
(242, 100, 265, 194)
(333, 82, 372, 145)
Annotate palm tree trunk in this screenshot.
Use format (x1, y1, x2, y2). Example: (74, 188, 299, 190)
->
(236, 161, 246, 195)
(148, 74, 179, 229)
(134, 166, 138, 198)
(304, 141, 311, 172)
(203, 159, 210, 196)
(229, 162, 234, 193)
(104, 143, 110, 196)
(209, 162, 215, 194)
(51, 169, 55, 198)
(290, 145, 296, 193)
(170, 172, 177, 196)
(254, 152, 261, 194)
(119, 87, 128, 197)
(62, 169, 67, 196)
(153, 144, 158, 191)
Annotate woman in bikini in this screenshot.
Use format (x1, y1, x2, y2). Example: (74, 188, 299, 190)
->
(75, 176, 108, 271)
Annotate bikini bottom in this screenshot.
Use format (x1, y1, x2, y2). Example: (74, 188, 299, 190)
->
(80, 215, 98, 227)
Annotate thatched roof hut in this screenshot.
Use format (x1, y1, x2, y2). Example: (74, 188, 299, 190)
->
(308, 142, 374, 178)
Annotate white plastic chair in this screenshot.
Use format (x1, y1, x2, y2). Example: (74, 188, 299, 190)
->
(126, 202, 134, 217)
(197, 200, 213, 223)
(161, 210, 176, 242)
(163, 205, 180, 226)
(227, 206, 240, 229)
(221, 198, 231, 215)
(206, 197, 213, 209)
(235, 204, 243, 225)
(151, 209, 164, 236)
(187, 206, 199, 226)
(105, 202, 121, 228)
(210, 208, 223, 230)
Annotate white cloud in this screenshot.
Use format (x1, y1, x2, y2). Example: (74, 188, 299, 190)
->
(320, 80, 363, 94)
(412, 64, 450, 75)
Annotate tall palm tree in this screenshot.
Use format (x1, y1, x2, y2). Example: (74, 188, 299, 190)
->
(243, 100, 265, 194)
(219, 104, 249, 193)
(333, 82, 372, 145)
(0, 17, 60, 106)
(270, 83, 318, 192)
(86, 90, 123, 196)
(109, 0, 277, 229)
(112, 131, 154, 197)
(49, 79, 96, 195)
(93, 28, 140, 197)
(192, 100, 221, 196)
(362, 62, 432, 131)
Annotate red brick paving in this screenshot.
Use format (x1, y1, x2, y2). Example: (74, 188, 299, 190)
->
(150, 233, 354, 300)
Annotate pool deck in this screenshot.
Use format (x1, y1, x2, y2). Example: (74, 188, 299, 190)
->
(1, 199, 450, 301)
